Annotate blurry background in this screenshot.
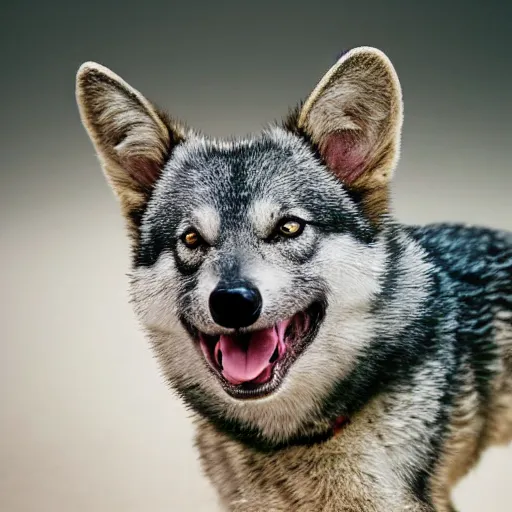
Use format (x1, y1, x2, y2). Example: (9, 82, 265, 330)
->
(1, 1, 511, 510)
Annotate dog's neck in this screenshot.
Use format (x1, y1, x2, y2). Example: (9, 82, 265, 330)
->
(243, 415, 351, 453)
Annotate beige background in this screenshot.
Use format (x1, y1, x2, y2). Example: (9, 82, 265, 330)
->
(1, 1, 511, 510)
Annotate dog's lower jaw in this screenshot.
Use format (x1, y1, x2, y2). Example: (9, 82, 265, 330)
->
(191, 300, 326, 400)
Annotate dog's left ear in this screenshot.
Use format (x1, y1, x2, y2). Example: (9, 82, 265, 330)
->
(297, 47, 403, 218)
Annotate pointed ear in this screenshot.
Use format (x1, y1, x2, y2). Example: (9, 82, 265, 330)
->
(297, 47, 403, 220)
(76, 62, 185, 237)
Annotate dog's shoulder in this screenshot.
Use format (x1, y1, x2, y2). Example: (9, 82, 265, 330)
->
(404, 222, 512, 284)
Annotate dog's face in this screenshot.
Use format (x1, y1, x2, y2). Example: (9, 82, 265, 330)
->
(76, 47, 405, 444)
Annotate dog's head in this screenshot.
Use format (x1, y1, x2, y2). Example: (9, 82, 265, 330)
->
(77, 47, 410, 446)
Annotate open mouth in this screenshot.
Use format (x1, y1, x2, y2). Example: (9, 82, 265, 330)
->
(187, 301, 324, 399)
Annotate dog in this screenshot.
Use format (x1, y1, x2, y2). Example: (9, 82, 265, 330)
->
(76, 46, 512, 511)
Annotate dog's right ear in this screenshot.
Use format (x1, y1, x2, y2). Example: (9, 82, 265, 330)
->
(76, 62, 185, 233)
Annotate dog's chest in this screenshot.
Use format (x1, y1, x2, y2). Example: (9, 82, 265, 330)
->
(195, 419, 425, 512)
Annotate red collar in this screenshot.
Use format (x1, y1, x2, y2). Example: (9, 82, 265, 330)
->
(332, 416, 350, 437)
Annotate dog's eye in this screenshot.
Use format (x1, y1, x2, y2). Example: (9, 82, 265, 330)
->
(181, 230, 203, 249)
(278, 219, 305, 238)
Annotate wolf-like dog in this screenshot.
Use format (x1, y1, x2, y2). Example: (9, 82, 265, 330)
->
(76, 47, 512, 511)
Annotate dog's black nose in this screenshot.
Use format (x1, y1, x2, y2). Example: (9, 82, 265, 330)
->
(209, 282, 262, 329)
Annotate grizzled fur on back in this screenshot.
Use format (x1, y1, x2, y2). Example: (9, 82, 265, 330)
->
(76, 47, 512, 511)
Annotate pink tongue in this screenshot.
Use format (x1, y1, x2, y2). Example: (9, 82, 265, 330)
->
(218, 321, 289, 385)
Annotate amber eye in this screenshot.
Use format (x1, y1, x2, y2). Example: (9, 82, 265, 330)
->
(182, 230, 203, 248)
(278, 219, 305, 238)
